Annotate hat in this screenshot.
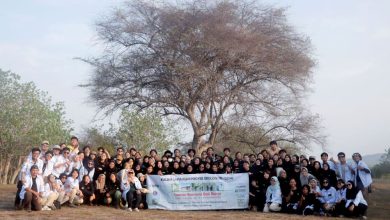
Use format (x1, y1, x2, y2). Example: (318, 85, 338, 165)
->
(42, 140, 49, 145)
(337, 152, 345, 157)
(52, 145, 61, 150)
(308, 176, 317, 183)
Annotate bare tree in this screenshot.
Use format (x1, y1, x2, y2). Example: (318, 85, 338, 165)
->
(82, 0, 319, 153)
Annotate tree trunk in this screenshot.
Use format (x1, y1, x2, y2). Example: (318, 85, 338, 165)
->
(2, 155, 12, 184)
(10, 156, 24, 184)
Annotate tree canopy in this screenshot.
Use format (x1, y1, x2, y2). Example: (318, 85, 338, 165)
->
(83, 0, 324, 152)
(0, 69, 73, 183)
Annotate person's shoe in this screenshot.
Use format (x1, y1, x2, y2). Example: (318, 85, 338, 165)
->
(361, 216, 367, 220)
(69, 203, 77, 208)
(50, 204, 56, 210)
(42, 206, 51, 211)
(134, 208, 139, 212)
(128, 207, 132, 212)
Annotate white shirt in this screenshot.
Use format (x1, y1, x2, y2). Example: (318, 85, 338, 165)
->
(52, 155, 71, 177)
(42, 182, 58, 198)
(19, 175, 44, 200)
(120, 177, 142, 200)
(19, 158, 44, 181)
(64, 177, 79, 193)
(42, 160, 54, 178)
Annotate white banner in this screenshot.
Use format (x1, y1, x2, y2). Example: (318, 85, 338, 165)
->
(146, 173, 249, 210)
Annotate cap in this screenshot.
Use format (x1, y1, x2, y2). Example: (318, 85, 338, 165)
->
(42, 140, 49, 145)
(52, 145, 61, 150)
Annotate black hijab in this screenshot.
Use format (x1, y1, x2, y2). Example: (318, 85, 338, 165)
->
(346, 181, 359, 200)
(321, 178, 331, 190)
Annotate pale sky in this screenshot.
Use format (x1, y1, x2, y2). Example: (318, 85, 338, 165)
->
(1, 0, 389, 158)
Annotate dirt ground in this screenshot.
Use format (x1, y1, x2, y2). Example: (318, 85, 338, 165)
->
(0, 180, 389, 220)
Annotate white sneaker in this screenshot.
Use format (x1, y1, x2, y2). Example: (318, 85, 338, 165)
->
(134, 208, 139, 212)
(127, 208, 132, 212)
(42, 206, 51, 211)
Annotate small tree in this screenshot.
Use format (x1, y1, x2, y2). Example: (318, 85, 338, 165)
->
(0, 69, 72, 184)
(371, 148, 390, 178)
(116, 109, 180, 154)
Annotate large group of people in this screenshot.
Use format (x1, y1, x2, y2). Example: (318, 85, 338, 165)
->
(15, 137, 372, 218)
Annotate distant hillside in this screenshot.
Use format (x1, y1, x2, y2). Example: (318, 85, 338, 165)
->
(363, 153, 385, 168)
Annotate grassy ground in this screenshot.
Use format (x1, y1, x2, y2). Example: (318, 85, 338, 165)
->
(0, 180, 389, 220)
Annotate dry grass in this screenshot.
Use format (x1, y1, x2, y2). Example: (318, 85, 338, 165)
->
(1, 180, 389, 220)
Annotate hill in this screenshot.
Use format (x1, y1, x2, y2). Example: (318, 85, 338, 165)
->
(363, 153, 385, 168)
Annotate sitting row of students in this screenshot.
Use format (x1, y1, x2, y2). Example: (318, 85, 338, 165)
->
(258, 174, 367, 218)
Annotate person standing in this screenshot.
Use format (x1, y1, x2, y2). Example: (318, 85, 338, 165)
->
(350, 153, 372, 199)
(266, 141, 281, 158)
(332, 152, 354, 183)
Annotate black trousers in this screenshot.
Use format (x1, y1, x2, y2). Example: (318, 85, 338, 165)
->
(14, 181, 23, 207)
(126, 189, 141, 209)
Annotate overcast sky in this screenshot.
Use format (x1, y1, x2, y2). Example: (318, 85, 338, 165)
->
(1, 0, 389, 158)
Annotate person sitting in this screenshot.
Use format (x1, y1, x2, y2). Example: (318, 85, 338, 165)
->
(263, 176, 282, 212)
(106, 173, 122, 209)
(283, 178, 301, 214)
(121, 169, 142, 212)
(94, 174, 107, 205)
(318, 178, 336, 216)
(298, 184, 316, 216)
(79, 175, 95, 205)
(334, 179, 347, 217)
(345, 181, 368, 219)
(64, 169, 84, 207)
(137, 173, 149, 209)
(20, 165, 44, 212)
(41, 174, 59, 211)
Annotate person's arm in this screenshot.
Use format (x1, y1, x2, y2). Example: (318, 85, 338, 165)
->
(328, 188, 337, 204)
(134, 178, 142, 190)
(353, 191, 366, 206)
(265, 187, 271, 203)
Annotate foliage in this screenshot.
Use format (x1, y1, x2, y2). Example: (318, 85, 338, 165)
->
(0, 69, 73, 183)
(0, 69, 73, 155)
(80, 109, 180, 155)
(371, 148, 390, 178)
(82, 0, 323, 152)
(117, 109, 180, 154)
